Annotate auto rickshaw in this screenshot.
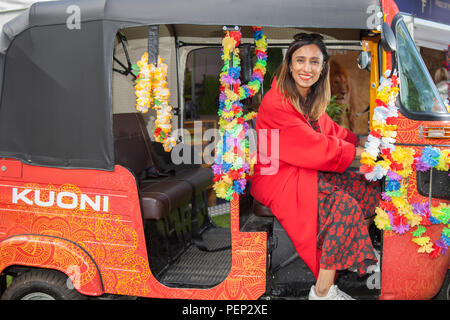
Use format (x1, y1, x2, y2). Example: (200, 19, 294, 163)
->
(0, 0, 448, 300)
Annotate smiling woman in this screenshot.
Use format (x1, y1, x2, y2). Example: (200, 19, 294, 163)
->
(290, 44, 324, 97)
(275, 33, 331, 122)
(250, 32, 381, 300)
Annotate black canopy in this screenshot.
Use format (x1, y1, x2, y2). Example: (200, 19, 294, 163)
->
(0, 0, 380, 171)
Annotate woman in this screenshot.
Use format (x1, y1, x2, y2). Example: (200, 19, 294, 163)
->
(250, 33, 380, 300)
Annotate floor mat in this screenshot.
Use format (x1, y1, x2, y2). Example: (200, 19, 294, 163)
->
(159, 227, 232, 288)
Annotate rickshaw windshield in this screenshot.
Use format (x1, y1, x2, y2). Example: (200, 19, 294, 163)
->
(395, 19, 448, 115)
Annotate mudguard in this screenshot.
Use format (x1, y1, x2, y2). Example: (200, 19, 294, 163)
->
(0, 234, 104, 296)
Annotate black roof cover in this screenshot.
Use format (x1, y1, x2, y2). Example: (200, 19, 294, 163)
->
(0, 0, 380, 171)
(5, 0, 380, 33)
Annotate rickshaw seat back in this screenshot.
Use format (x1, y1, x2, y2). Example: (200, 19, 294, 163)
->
(113, 112, 156, 178)
(113, 112, 193, 220)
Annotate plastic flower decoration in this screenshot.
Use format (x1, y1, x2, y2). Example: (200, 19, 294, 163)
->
(360, 71, 400, 181)
(133, 53, 176, 152)
(212, 27, 267, 201)
(361, 70, 450, 258)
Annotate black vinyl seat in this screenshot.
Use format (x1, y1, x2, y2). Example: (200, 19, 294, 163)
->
(113, 113, 195, 220)
(113, 113, 213, 222)
(253, 199, 274, 217)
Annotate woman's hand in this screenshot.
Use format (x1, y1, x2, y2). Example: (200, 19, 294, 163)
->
(355, 146, 364, 158)
(358, 135, 368, 147)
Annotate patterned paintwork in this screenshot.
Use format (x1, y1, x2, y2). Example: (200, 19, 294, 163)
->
(379, 114, 450, 299)
(0, 162, 267, 299)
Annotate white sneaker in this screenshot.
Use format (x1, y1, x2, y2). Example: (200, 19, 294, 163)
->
(308, 285, 355, 300)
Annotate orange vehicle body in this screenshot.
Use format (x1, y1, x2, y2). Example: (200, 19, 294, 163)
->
(376, 0, 450, 300)
(0, 162, 266, 299)
(379, 115, 450, 300)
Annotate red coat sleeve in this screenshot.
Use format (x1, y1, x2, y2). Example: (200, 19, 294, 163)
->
(318, 112, 359, 146)
(258, 97, 356, 173)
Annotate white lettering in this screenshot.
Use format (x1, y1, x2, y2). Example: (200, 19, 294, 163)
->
(66, 5, 81, 30)
(57, 192, 78, 209)
(11, 188, 109, 212)
(182, 304, 216, 317)
(366, 4, 382, 30)
(193, 121, 203, 165)
(258, 129, 279, 176)
(102, 196, 109, 212)
(66, 265, 81, 290)
(422, 0, 428, 13)
(436, 0, 450, 9)
(202, 128, 219, 165)
(226, 304, 268, 315)
(80, 194, 101, 211)
(170, 128, 194, 165)
(34, 190, 55, 207)
(12, 188, 33, 205)
(366, 265, 381, 289)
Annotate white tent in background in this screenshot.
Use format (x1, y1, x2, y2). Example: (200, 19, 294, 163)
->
(0, 0, 58, 54)
(0, 0, 57, 29)
(401, 14, 450, 52)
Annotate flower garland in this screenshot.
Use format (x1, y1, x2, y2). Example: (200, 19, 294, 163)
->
(359, 71, 400, 181)
(360, 71, 450, 258)
(133, 53, 177, 152)
(212, 27, 267, 201)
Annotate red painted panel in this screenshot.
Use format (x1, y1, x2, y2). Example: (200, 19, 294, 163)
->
(0, 160, 267, 299)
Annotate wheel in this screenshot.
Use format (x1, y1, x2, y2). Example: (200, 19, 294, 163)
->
(1, 269, 87, 300)
(433, 271, 450, 300)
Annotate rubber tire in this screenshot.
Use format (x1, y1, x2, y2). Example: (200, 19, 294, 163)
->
(433, 271, 450, 300)
(1, 269, 87, 300)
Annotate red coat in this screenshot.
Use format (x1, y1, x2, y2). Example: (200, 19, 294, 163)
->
(250, 80, 358, 278)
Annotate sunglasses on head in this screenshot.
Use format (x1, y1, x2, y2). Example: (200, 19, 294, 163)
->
(293, 33, 324, 42)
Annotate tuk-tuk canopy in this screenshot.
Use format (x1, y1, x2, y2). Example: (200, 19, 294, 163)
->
(2, 0, 380, 41)
(0, 0, 382, 171)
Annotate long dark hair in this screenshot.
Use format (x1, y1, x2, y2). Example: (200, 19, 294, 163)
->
(276, 33, 330, 120)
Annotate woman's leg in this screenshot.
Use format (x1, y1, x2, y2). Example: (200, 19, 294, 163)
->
(314, 269, 336, 296)
(320, 170, 381, 220)
(317, 173, 377, 275)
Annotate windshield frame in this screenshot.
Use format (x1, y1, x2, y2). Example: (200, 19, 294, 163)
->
(392, 14, 450, 121)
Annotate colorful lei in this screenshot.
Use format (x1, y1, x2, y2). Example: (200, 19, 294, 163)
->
(361, 71, 450, 258)
(212, 27, 268, 200)
(133, 53, 177, 152)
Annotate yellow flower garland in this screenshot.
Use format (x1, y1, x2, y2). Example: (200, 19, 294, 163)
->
(134, 52, 176, 152)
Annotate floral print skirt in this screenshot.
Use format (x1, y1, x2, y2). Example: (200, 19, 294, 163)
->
(317, 170, 380, 275)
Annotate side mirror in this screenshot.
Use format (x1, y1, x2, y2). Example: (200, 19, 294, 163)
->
(381, 22, 396, 52)
(357, 51, 371, 71)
